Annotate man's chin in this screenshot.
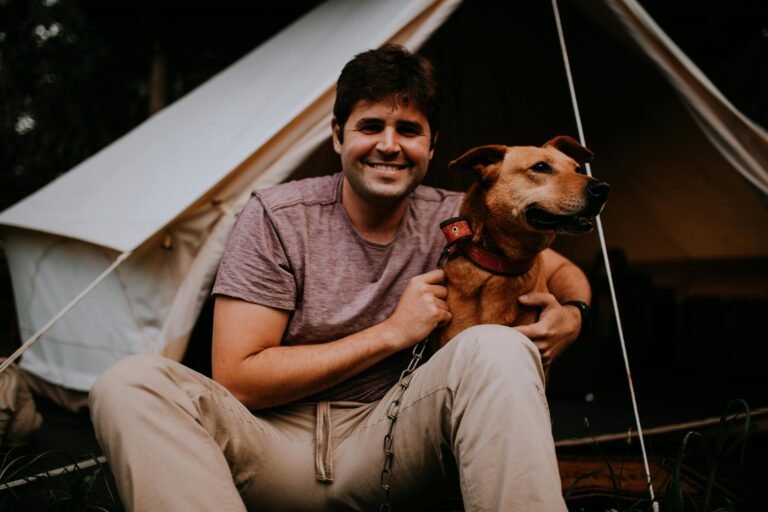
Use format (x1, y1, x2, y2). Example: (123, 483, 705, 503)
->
(367, 180, 418, 202)
(347, 175, 418, 204)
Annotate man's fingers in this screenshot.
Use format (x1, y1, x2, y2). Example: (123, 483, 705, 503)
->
(420, 268, 446, 284)
(535, 342, 553, 366)
(518, 292, 557, 307)
(514, 324, 533, 337)
(515, 324, 546, 340)
(436, 309, 453, 327)
(428, 284, 448, 299)
(437, 297, 452, 312)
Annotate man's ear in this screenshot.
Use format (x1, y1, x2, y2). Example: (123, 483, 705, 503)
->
(331, 118, 342, 154)
(543, 135, 593, 165)
(429, 131, 439, 159)
(448, 145, 507, 183)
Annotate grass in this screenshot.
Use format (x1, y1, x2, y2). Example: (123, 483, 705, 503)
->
(563, 399, 758, 512)
(0, 449, 119, 511)
(666, 399, 754, 512)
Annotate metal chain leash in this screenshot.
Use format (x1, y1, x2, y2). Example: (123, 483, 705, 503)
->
(379, 338, 429, 512)
(379, 248, 454, 511)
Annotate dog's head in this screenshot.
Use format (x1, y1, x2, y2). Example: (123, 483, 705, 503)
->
(450, 136, 609, 236)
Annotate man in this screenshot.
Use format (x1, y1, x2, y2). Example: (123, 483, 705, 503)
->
(90, 45, 587, 511)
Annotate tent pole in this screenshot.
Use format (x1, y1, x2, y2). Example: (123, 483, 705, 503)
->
(550, 1, 659, 510)
(0, 250, 133, 376)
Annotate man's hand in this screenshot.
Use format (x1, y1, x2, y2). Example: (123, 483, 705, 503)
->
(385, 269, 452, 347)
(515, 292, 581, 368)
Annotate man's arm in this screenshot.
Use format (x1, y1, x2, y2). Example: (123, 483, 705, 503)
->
(515, 248, 590, 367)
(539, 248, 591, 305)
(212, 269, 451, 410)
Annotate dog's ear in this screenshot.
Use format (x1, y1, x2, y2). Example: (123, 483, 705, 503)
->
(543, 136, 594, 165)
(448, 145, 507, 183)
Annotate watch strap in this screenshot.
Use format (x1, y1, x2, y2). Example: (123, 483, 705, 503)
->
(562, 300, 591, 336)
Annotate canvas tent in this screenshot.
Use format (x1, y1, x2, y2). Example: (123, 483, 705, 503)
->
(0, 0, 766, 394)
(0, 0, 463, 390)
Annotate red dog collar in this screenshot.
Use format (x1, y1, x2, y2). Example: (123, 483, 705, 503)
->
(440, 217, 536, 276)
(441, 217, 473, 244)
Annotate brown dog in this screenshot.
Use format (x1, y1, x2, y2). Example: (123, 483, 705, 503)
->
(434, 136, 609, 350)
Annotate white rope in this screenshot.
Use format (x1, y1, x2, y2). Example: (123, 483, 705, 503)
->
(550, 0, 658, 509)
(0, 250, 133, 375)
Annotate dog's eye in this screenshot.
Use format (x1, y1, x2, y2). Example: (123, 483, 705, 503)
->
(530, 162, 552, 173)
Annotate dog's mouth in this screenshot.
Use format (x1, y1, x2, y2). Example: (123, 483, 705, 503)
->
(524, 206, 595, 234)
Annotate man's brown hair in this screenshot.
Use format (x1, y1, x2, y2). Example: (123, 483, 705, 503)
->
(333, 44, 441, 146)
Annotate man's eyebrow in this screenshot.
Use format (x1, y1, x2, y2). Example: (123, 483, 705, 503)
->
(354, 117, 384, 127)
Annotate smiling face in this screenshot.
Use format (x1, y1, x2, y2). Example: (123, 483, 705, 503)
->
(333, 97, 435, 206)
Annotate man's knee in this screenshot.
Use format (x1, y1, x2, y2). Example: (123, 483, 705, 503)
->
(451, 324, 539, 360)
(443, 324, 544, 380)
(89, 354, 174, 410)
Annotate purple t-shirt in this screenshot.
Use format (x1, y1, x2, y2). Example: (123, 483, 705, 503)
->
(213, 172, 463, 402)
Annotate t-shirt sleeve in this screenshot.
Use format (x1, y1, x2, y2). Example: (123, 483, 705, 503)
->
(212, 194, 296, 311)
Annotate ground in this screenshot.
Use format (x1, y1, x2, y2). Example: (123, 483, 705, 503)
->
(1, 381, 765, 511)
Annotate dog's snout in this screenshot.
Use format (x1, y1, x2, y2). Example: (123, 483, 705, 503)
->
(581, 180, 609, 216)
(586, 180, 610, 201)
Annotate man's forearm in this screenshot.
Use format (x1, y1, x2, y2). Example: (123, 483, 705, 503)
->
(217, 320, 405, 410)
(542, 249, 591, 304)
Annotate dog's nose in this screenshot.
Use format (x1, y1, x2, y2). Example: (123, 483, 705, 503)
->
(587, 180, 610, 202)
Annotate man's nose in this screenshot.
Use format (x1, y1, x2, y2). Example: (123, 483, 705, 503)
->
(376, 127, 401, 154)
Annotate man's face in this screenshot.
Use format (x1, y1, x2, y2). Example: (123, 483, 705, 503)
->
(333, 98, 435, 205)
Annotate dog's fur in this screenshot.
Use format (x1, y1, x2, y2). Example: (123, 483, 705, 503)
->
(435, 136, 609, 349)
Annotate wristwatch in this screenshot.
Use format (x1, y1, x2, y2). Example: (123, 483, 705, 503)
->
(562, 300, 591, 336)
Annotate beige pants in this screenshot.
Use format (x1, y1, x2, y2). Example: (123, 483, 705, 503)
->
(89, 325, 566, 511)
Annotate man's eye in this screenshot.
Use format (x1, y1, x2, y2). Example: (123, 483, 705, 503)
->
(398, 125, 423, 137)
(358, 123, 383, 134)
(531, 162, 552, 173)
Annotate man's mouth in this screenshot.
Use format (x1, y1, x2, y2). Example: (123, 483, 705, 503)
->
(365, 161, 409, 171)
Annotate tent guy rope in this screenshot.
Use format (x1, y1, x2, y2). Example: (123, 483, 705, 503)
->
(551, 0, 659, 509)
(0, 250, 133, 375)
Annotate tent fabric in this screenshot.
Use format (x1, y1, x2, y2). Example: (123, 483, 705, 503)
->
(4, 233, 138, 389)
(605, 0, 768, 195)
(0, 0, 463, 391)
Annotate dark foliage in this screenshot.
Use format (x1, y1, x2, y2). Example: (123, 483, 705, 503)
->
(0, 0, 320, 212)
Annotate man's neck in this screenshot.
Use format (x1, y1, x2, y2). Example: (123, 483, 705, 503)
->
(341, 178, 409, 244)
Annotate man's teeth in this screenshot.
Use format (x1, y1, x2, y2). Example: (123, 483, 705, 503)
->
(368, 163, 406, 171)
